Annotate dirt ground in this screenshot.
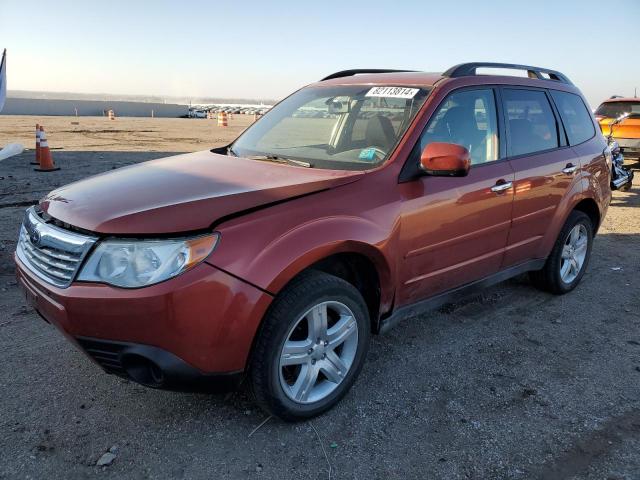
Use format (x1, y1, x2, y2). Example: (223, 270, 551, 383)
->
(0, 115, 639, 480)
(0, 115, 254, 152)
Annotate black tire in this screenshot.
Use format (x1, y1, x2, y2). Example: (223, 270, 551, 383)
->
(249, 271, 370, 421)
(529, 210, 594, 294)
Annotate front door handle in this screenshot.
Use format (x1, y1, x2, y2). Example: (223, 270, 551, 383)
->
(562, 163, 578, 175)
(491, 181, 513, 193)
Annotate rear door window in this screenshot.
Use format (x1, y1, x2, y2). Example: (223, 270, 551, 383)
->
(550, 91, 595, 145)
(502, 89, 560, 156)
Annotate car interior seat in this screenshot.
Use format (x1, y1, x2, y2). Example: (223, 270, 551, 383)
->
(365, 115, 396, 151)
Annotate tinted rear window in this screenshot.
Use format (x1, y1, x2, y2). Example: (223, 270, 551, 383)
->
(503, 89, 559, 156)
(550, 91, 595, 145)
(595, 101, 640, 118)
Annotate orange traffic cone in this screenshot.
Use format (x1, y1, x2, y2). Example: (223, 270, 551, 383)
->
(217, 111, 228, 127)
(34, 127, 60, 172)
(32, 124, 41, 165)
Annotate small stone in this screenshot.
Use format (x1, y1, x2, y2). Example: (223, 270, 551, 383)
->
(96, 452, 116, 467)
(255, 463, 263, 472)
(108, 445, 118, 453)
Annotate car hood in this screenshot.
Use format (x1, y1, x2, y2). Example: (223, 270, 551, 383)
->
(40, 151, 364, 234)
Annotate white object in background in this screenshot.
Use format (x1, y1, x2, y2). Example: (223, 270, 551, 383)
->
(0, 49, 6, 112)
(0, 143, 24, 161)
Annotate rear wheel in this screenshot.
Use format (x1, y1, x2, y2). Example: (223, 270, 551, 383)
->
(250, 271, 370, 421)
(530, 210, 593, 294)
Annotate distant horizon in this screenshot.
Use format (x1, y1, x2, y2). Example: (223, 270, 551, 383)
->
(7, 88, 280, 101)
(2, 0, 639, 109)
(6, 88, 280, 105)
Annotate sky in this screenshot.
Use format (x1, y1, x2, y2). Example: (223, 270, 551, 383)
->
(1, 0, 639, 107)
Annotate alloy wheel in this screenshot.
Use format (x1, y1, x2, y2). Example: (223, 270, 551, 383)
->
(560, 224, 589, 284)
(278, 301, 359, 404)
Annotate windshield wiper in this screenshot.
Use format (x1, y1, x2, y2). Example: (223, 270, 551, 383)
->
(247, 154, 312, 168)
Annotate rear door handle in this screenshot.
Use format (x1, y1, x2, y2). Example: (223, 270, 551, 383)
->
(562, 163, 578, 175)
(490, 181, 513, 193)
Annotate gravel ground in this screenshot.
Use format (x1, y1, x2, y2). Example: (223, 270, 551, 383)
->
(0, 117, 639, 479)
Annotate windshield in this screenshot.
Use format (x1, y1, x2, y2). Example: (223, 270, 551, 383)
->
(595, 101, 640, 118)
(230, 85, 430, 170)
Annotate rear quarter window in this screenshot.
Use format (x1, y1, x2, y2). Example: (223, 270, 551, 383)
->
(550, 91, 596, 145)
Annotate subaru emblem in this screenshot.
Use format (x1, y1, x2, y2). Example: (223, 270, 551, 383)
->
(30, 229, 41, 246)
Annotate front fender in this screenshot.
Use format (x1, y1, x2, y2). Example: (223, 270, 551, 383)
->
(209, 214, 398, 314)
(262, 216, 393, 295)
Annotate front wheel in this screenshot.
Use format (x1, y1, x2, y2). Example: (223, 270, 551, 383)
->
(249, 271, 370, 421)
(530, 210, 594, 294)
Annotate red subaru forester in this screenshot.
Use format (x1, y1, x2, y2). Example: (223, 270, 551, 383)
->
(16, 63, 611, 420)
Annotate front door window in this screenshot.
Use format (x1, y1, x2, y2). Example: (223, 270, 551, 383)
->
(420, 89, 499, 165)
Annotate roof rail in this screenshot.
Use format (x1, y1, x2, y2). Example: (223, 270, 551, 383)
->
(443, 62, 573, 85)
(320, 69, 416, 81)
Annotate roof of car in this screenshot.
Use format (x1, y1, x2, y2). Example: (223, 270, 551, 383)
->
(601, 97, 640, 103)
(313, 64, 575, 90)
(317, 71, 444, 88)
(313, 71, 577, 93)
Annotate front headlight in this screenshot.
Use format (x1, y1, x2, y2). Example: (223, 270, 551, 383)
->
(77, 234, 219, 288)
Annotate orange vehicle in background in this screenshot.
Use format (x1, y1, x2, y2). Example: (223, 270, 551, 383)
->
(595, 97, 640, 159)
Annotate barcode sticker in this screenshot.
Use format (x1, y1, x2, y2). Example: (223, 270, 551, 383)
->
(365, 87, 419, 99)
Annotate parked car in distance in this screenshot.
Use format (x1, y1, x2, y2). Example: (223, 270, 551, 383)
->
(15, 63, 610, 420)
(595, 97, 640, 159)
(187, 108, 207, 118)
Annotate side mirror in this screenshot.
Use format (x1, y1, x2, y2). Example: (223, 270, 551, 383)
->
(420, 142, 471, 177)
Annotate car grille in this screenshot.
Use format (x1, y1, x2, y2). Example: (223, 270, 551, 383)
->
(16, 207, 97, 288)
(76, 337, 127, 377)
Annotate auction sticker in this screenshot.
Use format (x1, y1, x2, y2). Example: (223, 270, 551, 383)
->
(365, 86, 419, 99)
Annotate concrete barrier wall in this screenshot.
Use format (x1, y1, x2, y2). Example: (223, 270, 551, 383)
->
(1, 98, 187, 117)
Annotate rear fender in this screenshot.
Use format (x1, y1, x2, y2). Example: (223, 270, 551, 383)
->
(536, 183, 594, 258)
